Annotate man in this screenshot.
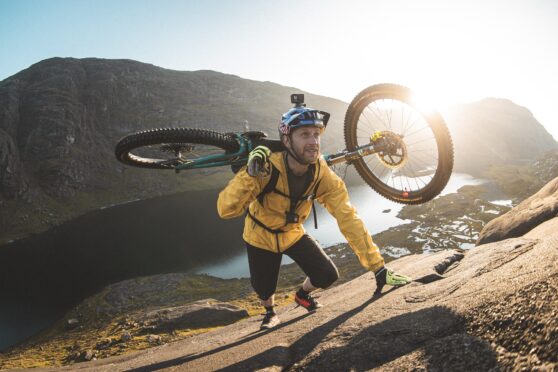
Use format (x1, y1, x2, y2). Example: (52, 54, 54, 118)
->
(217, 97, 411, 329)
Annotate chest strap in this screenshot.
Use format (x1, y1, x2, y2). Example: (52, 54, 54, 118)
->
(252, 158, 322, 229)
(247, 211, 285, 234)
(246, 211, 284, 253)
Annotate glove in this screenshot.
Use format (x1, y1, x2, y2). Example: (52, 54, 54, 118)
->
(247, 145, 271, 177)
(374, 267, 412, 295)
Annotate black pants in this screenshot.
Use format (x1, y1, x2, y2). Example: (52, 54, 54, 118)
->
(246, 234, 339, 301)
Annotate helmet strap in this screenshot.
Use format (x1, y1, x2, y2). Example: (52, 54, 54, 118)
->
(285, 135, 310, 166)
(286, 148, 305, 165)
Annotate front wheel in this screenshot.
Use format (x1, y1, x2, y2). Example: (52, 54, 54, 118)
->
(344, 84, 454, 204)
(115, 128, 240, 169)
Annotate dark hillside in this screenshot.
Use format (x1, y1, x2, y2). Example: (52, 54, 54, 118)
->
(0, 58, 348, 243)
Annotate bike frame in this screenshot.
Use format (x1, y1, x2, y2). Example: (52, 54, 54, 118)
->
(174, 133, 383, 172)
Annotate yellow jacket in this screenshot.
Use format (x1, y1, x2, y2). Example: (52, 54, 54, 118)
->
(217, 152, 384, 272)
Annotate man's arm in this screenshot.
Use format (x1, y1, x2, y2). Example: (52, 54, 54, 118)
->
(217, 166, 263, 219)
(316, 166, 385, 272)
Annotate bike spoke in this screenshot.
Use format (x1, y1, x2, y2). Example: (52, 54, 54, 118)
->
(401, 107, 414, 138)
(131, 142, 225, 166)
(403, 125, 432, 139)
(385, 100, 393, 130)
(365, 104, 390, 130)
(405, 136, 438, 147)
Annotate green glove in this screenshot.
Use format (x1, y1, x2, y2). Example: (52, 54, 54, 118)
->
(247, 145, 271, 176)
(374, 267, 412, 295)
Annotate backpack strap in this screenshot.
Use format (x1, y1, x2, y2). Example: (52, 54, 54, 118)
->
(256, 164, 281, 205)
(247, 210, 285, 234)
(246, 210, 284, 253)
(303, 160, 322, 229)
(252, 157, 323, 229)
(309, 178, 322, 229)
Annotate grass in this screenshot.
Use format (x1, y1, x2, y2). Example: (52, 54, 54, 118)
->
(0, 248, 362, 369)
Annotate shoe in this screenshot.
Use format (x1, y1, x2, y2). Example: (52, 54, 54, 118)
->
(374, 267, 412, 295)
(386, 269, 412, 286)
(260, 312, 280, 329)
(294, 292, 323, 312)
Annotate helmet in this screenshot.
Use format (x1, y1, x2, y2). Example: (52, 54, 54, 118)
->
(279, 107, 330, 136)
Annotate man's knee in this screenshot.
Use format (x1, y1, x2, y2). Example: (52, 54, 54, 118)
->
(251, 278, 276, 301)
(311, 264, 339, 289)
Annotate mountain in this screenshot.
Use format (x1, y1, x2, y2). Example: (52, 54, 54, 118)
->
(1, 57, 557, 244)
(445, 98, 557, 175)
(0, 57, 348, 243)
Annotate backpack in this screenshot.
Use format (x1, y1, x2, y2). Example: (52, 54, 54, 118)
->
(248, 161, 322, 234)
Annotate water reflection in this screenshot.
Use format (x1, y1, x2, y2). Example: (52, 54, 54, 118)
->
(0, 189, 244, 351)
(194, 173, 483, 278)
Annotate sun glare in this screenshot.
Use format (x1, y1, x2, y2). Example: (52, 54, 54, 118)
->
(409, 89, 448, 116)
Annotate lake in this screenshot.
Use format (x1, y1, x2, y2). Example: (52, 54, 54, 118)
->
(0, 189, 244, 351)
(193, 172, 485, 278)
(0, 172, 487, 351)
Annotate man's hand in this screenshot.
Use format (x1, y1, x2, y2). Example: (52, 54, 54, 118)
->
(374, 267, 412, 295)
(247, 146, 271, 177)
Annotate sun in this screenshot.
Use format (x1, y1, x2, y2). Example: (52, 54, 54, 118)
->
(407, 85, 455, 117)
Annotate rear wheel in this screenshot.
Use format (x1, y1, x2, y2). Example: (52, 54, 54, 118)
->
(115, 128, 239, 169)
(344, 84, 454, 204)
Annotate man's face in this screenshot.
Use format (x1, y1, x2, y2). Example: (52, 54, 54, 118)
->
(284, 126, 322, 164)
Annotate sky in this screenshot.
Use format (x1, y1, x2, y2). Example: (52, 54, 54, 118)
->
(1, 0, 557, 139)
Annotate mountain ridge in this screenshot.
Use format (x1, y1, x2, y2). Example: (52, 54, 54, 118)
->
(1, 57, 556, 244)
(0, 57, 349, 244)
(445, 97, 557, 175)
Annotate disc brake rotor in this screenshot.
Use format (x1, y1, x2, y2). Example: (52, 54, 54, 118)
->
(373, 131, 408, 169)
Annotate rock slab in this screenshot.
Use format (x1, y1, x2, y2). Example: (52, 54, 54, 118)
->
(137, 299, 249, 331)
(477, 176, 558, 245)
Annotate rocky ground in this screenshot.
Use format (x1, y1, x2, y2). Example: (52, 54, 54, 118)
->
(1, 169, 556, 370)
(0, 246, 369, 369)
(4, 213, 555, 371)
(373, 184, 511, 254)
(0, 176, 553, 370)
(465, 273, 558, 370)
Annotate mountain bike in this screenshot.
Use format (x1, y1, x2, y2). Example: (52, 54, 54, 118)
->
(115, 84, 454, 204)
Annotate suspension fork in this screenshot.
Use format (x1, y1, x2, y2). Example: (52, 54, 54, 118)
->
(324, 142, 380, 166)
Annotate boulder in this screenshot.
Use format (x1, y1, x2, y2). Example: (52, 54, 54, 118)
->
(82, 349, 94, 361)
(95, 338, 113, 350)
(121, 332, 132, 342)
(65, 318, 80, 330)
(147, 334, 162, 344)
(477, 177, 558, 245)
(138, 299, 249, 332)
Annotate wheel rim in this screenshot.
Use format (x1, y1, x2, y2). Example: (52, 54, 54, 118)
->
(351, 97, 442, 196)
